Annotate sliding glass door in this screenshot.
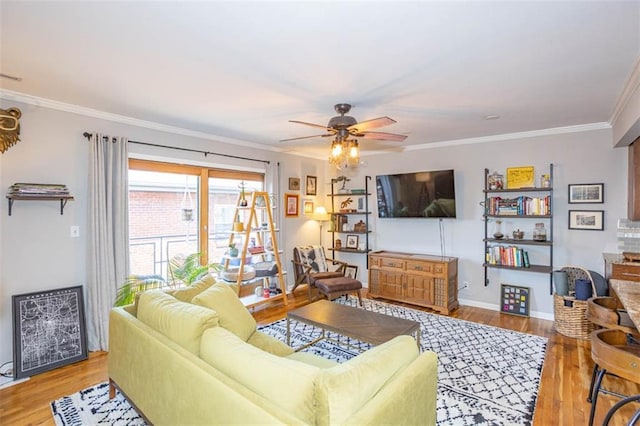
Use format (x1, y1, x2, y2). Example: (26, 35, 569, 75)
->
(128, 159, 263, 278)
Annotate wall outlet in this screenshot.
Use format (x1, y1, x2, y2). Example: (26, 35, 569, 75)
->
(460, 281, 470, 290)
(70, 226, 80, 238)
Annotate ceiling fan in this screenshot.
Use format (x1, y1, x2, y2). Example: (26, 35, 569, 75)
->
(280, 103, 408, 143)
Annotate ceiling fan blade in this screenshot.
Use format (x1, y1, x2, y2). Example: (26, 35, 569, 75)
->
(347, 116, 396, 132)
(289, 120, 332, 131)
(357, 131, 408, 142)
(279, 134, 334, 142)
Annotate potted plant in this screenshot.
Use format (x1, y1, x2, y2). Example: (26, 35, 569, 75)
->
(228, 243, 239, 257)
(114, 253, 220, 307)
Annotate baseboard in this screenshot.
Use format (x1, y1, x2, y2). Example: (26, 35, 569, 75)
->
(459, 298, 554, 321)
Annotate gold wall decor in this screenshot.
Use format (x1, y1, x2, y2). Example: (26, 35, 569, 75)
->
(0, 107, 22, 153)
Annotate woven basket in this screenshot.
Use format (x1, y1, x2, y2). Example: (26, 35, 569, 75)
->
(552, 266, 598, 339)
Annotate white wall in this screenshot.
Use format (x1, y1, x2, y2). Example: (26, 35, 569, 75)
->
(0, 99, 327, 365)
(360, 128, 626, 319)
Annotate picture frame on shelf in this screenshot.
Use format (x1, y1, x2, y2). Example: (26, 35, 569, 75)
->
(345, 265, 359, 279)
(345, 234, 359, 249)
(568, 210, 604, 230)
(288, 177, 300, 191)
(303, 199, 314, 215)
(285, 193, 299, 217)
(568, 183, 604, 204)
(506, 166, 535, 189)
(305, 175, 317, 196)
(12, 285, 88, 379)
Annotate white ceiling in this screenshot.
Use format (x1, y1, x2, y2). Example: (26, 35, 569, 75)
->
(1, 1, 639, 159)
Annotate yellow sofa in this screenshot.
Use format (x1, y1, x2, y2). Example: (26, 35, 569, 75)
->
(108, 278, 438, 425)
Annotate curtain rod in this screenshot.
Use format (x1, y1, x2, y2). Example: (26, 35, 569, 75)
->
(82, 132, 270, 165)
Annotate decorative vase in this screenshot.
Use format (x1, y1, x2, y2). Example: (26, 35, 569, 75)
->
(493, 220, 504, 239)
(229, 247, 239, 257)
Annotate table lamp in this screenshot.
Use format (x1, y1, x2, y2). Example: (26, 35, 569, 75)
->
(312, 206, 331, 246)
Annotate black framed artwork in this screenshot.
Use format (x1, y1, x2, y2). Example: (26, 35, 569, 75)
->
(568, 183, 604, 204)
(12, 285, 88, 379)
(568, 210, 604, 231)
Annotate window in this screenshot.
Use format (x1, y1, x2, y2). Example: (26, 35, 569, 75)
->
(128, 159, 263, 278)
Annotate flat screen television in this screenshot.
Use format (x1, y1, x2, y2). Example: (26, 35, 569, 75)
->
(376, 169, 457, 218)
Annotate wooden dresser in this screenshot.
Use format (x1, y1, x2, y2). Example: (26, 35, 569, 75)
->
(368, 250, 458, 315)
(603, 253, 640, 305)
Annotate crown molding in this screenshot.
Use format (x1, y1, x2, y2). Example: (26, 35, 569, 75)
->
(403, 122, 611, 151)
(0, 89, 286, 154)
(610, 56, 640, 128)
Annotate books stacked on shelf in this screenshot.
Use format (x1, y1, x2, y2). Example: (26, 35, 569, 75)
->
(8, 183, 70, 197)
(332, 214, 348, 232)
(486, 245, 530, 268)
(487, 196, 551, 216)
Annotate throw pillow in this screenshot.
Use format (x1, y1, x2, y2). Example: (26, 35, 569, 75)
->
(137, 290, 219, 355)
(200, 327, 318, 425)
(166, 273, 216, 302)
(192, 283, 256, 341)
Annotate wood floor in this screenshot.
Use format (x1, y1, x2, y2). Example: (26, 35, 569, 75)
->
(1, 291, 638, 426)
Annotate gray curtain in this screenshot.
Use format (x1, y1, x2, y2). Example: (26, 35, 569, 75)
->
(86, 133, 129, 351)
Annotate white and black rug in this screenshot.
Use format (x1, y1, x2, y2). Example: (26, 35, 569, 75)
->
(51, 296, 547, 426)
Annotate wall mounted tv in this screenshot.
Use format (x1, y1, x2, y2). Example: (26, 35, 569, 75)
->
(376, 169, 457, 218)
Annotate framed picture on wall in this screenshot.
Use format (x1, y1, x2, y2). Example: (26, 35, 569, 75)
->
(285, 193, 299, 217)
(568, 210, 604, 230)
(500, 284, 530, 317)
(305, 175, 317, 196)
(568, 183, 604, 204)
(345, 234, 359, 249)
(288, 177, 300, 191)
(303, 199, 314, 215)
(12, 285, 88, 379)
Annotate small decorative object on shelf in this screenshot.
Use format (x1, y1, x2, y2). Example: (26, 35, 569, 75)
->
(533, 223, 547, 241)
(512, 229, 524, 240)
(493, 220, 504, 239)
(238, 181, 248, 207)
(335, 239, 342, 249)
(540, 174, 551, 188)
(487, 171, 504, 190)
(6, 182, 74, 215)
(228, 243, 239, 257)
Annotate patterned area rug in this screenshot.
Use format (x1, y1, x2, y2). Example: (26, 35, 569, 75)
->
(51, 296, 547, 426)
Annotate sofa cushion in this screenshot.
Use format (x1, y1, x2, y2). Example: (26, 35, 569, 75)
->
(137, 290, 219, 355)
(247, 330, 295, 357)
(200, 327, 319, 424)
(166, 274, 216, 302)
(315, 335, 419, 425)
(192, 283, 256, 341)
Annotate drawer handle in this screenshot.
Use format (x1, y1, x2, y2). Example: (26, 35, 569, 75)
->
(388, 263, 397, 267)
(621, 272, 640, 277)
(414, 266, 423, 270)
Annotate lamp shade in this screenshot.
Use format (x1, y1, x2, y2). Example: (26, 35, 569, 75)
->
(312, 206, 331, 222)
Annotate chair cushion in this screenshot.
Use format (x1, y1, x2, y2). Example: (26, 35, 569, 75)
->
(192, 283, 257, 341)
(315, 277, 362, 293)
(137, 290, 219, 355)
(296, 245, 330, 273)
(200, 327, 319, 424)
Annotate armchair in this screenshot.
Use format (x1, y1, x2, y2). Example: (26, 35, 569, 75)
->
(291, 246, 347, 299)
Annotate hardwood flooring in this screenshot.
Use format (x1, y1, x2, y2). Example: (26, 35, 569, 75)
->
(1, 291, 638, 425)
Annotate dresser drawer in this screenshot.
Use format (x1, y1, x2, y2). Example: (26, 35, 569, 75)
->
(406, 261, 433, 273)
(380, 258, 405, 269)
(611, 263, 640, 281)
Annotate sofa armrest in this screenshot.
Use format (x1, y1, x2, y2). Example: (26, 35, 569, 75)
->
(344, 350, 438, 425)
(247, 330, 295, 356)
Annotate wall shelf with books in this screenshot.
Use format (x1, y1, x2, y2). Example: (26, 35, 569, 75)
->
(483, 165, 554, 294)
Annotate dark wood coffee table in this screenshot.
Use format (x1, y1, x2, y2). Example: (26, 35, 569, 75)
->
(286, 300, 420, 351)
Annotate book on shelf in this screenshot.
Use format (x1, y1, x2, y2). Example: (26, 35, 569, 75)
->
(486, 245, 530, 268)
(487, 195, 550, 216)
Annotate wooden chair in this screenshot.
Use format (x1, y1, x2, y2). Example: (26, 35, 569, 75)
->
(291, 246, 347, 300)
(588, 329, 640, 426)
(587, 297, 639, 337)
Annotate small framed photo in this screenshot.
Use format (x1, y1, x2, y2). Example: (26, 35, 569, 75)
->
(285, 193, 299, 217)
(288, 177, 300, 191)
(303, 199, 314, 215)
(345, 265, 359, 279)
(345, 234, 359, 249)
(568, 183, 604, 204)
(568, 210, 604, 231)
(305, 175, 317, 196)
